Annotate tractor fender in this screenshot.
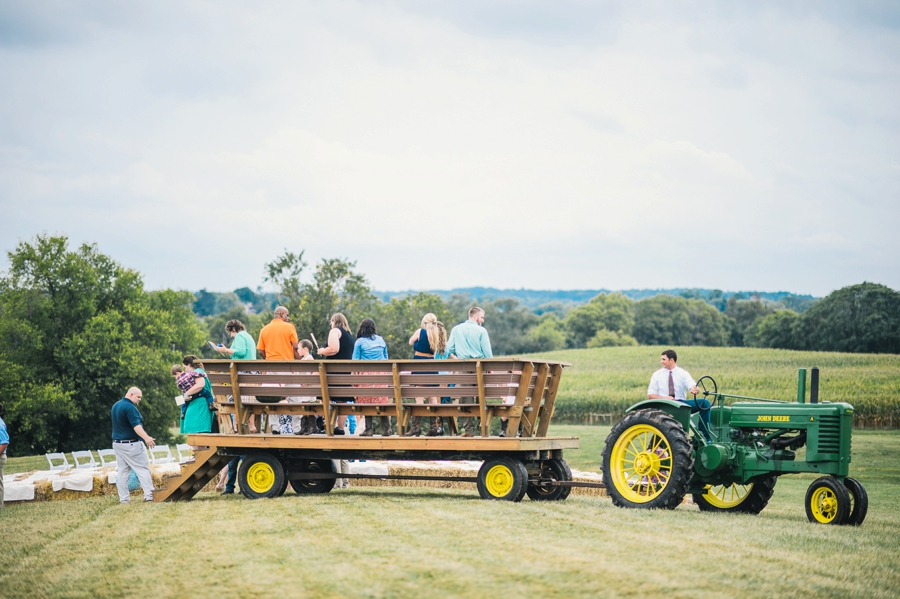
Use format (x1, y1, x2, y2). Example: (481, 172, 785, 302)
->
(626, 399, 692, 432)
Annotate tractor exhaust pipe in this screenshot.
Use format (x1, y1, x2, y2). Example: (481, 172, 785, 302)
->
(797, 368, 806, 403)
(810, 367, 819, 404)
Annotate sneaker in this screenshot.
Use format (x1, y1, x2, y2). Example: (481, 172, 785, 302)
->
(221, 490, 234, 495)
(333, 428, 346, 435)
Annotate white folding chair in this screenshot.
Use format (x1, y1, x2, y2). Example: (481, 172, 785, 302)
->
(98, 449, 118, 467)
(176, 444, 193, 463)
(46, 452, 71, 470)
(71, 450, 99, 469)
(149, 444, 174, 464)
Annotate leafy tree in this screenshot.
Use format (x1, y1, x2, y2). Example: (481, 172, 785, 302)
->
(480, 298, 540, 355)
(724, 297, 774, 346)
(747, 310, 802, 349)
(564, 292, 635, 348)
(264, 251, 377, 348)
(586, 329, 638, 348)
(375, 293, 456, 359)
(633, 295, 727, 346)
(528, 314, 567, 352)
(793, 282, 900, 353)
(0, 235, 204, 455)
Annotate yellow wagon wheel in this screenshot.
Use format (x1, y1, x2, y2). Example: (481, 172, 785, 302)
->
(238, 453, 286, 499)
(805, 476, 851, 524)
(477, 457, 528, 501)
(602, 409, 692, 510)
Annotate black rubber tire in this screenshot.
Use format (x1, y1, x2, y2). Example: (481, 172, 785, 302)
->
(693, 475, 777, 514)
(238, 453, 286, 500)
(526, 459, 573, 501)
(842, 477, 868, 526)
(288, 459, 337, 494)
(477, 457, 528, 502)
(601, 409, 693, 510)
(277, 465, 290, 497)
(805, 476, 852, 525)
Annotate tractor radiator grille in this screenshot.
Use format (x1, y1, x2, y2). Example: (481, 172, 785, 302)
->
(817, 415, 841, 454)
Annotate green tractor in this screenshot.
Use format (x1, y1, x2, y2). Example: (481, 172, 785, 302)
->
(601, 368, 867, 525)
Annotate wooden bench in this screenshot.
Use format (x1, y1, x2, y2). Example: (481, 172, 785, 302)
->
(202, 358, 567, 438)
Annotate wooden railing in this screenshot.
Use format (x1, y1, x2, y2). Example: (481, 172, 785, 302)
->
(200, 358, 568, 437)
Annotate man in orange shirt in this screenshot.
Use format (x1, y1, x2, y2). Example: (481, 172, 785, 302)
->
(257, 306, 301, 360)
(257, 306, 302, 433)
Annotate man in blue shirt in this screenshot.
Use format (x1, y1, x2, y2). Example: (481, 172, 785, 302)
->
(111, 387, 157, 503)
(0, 402, 9, 509)
(445, 307, 493, 437)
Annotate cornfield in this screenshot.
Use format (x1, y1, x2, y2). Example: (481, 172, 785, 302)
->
(529, 346, 900, 428)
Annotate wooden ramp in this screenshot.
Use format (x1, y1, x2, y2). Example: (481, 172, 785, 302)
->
(153, 448, 233, 502)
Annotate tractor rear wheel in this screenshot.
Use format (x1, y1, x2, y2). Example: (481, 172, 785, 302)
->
(477, 457, 528, 501)
(289, 459, 337, 494)
(238, 453, 286, 499)
(602, 409, 693, 510)
(842, 477, 868, 526)
(693, 475, 777, 514)
(526, 458, 573, 501)
(805, 476, 851, 524)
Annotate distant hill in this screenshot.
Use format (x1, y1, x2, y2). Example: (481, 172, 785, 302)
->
(375, 287, 818, 312)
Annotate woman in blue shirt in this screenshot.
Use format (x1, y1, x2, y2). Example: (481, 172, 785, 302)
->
(353, 319, 392, 437)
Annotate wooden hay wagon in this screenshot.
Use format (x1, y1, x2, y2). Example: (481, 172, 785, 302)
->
(154, 358, 587, 503)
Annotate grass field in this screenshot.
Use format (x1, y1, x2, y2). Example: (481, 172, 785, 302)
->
(2, 424, 899, 599)
(534, 346, 900, 427)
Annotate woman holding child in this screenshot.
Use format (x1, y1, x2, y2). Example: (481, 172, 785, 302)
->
(175, 355, 215, 450)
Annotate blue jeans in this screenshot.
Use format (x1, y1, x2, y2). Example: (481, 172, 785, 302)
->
(679, 399, 711, 437)
(226, 456, 244, 493)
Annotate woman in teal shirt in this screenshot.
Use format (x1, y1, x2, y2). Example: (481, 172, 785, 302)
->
(180, 355, 215, 447)
(215, 319, 257, 360)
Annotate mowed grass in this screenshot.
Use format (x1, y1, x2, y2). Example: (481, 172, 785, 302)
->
(533, 346, 900, 426)
(2, 425, 898, 599)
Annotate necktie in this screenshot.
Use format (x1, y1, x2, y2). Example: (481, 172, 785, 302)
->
(668, 370, 676, 399)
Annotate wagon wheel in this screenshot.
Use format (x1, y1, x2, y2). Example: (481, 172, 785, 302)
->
(693, 475, 777, 514)
(805, 476, 851, 524)
(526, 458, 573, 501)
(601, 409, 693, 510)
(841, 478, 868, 526)
(477, 457, 528, 502)
(289, 459, 337, 495)
(238, 453, 286, 499)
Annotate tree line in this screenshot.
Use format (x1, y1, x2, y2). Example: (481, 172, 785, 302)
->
(2, 235, 897, 455)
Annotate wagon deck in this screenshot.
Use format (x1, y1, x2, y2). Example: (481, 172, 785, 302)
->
(154, 358, 583, 503)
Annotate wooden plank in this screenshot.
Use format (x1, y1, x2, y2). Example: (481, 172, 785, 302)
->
(229, 362, 246, 435)
(505, 362, 534, 436)
(476, 361, 488, 436)
(319, 362, 333, 437)
(523, 362, 550, 437)
(188, 433, 580, 451)
(392, 362, 404, 436)
(535, 363, 564, 437)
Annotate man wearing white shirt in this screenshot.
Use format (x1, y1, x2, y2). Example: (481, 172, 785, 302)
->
(648, 349, 711, 435)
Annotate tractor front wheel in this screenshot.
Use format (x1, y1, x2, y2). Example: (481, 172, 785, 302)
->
(693, 475, 777, 514)
(805, 476, 851, 524)
(842, 477, 868, 526)
(602, 409, 693, 510)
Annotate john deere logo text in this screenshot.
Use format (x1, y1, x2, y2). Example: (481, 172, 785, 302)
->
(757, 415, 790, 422)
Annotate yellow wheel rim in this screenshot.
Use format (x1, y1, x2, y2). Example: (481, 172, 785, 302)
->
(610, 424, 673, 503)
(485, 464, 515, 497)
(247, 462, 276, 494)
(703, 483, 753, 508)
(810, 487, 840, 523)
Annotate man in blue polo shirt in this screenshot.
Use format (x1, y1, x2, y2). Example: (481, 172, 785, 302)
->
(445, 307, 493, 437)
(0, 402, 9, 509)
(111, 387, 157, 503)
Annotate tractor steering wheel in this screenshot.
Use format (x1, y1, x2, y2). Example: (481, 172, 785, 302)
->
(694, 375, 718, 400)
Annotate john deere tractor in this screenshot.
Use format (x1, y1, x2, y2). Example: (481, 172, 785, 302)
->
(601, 368, 867, 525)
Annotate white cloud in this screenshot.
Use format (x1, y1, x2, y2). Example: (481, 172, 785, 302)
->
(0, 1, 898, 297)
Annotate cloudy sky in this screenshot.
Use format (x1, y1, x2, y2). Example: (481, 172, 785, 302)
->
(1, 1, 897, 297)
